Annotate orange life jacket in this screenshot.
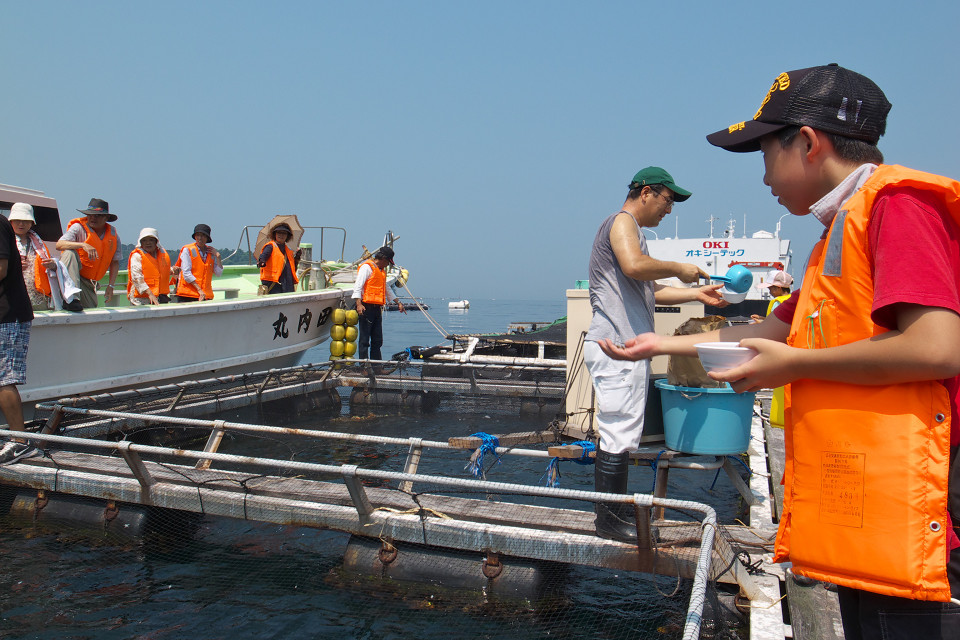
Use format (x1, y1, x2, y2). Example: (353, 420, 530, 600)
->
(175, 243, 215, 299)
(777, 164, 960, 601)
(32, 239, 53, 296)
(126, 247, 171, 299)
(67, 217, 118, 281)
(359, 259, 386, 305)
(259, 241, 299, 285)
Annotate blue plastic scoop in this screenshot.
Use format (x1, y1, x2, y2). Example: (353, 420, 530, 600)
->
(703, 265, 753, 294)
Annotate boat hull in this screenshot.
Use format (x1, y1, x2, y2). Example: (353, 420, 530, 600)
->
(22, 289, 347, 408)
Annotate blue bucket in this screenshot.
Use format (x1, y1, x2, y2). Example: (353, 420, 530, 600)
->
(654, 380, 755, 455)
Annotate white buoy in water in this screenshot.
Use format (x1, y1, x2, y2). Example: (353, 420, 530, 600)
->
(448, 300, 470, 309)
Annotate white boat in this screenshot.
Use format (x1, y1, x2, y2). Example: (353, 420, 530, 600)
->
(0, 184, 389, 411)
(645, 215, 792, 314)
(448, 299, 470, 309)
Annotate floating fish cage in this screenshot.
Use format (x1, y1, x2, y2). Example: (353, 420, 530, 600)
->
(0, 360, 784, 639)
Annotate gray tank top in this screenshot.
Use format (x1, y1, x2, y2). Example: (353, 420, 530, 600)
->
(585, 212, 655, 346)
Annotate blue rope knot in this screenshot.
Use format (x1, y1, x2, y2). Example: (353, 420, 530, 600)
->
(541, 440, 596, 488)
(570, 440, 596, 465)
(648, 449, 668, 493)
(465, 432, 501, 479)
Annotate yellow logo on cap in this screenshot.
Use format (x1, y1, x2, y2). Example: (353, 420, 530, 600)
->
(754, 72, 791, 120)
(728, 122, 746, 133)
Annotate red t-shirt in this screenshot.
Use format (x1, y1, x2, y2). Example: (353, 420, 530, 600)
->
(774, 186, 960, 446)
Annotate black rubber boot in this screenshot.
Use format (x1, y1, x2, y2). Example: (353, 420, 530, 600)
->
(594, 449, 638, 543)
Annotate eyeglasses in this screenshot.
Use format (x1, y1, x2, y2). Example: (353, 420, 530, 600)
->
(652, 189, 675, 206)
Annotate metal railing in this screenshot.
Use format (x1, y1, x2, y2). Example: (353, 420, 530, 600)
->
(0, 413, 719, 639)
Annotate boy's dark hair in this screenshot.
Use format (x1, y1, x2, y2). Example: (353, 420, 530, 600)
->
(778, 125, 884, 165)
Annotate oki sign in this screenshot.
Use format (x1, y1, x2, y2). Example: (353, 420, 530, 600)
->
(702, 241, 729, 249)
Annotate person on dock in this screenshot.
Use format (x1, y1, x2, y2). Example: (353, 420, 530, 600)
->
(127, 227, 171, 306)
(55, 198, 120, 311)
(257, 222, 301, 294)
(174, 224, 222, 303)
(600, 64, 960, 637)
(9, 203, 57, 311)
(353, 246, 405, 360)
(749, 269, 793, 322)
(584, 166, 724, 543)
(0, 211, 38, 463)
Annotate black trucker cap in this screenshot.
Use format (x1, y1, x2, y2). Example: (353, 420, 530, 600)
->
(706, 64, 892, 153)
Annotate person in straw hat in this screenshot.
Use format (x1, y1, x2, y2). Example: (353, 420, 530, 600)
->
(256, 221, 302, 294)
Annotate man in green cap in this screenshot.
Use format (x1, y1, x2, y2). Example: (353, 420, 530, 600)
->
(584, 166, 724, 542)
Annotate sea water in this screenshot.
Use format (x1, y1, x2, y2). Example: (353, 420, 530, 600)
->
(0, 299, 745, 639)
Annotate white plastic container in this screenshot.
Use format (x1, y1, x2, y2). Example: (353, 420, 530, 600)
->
(718, 286, 748, 304)
(694, 342, 757, 373)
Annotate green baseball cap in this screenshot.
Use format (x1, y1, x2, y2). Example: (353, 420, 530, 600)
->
(629, 166, 691, 202)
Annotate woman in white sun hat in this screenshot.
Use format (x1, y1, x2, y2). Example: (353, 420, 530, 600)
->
(127, 228, 172, 306)
(8, 203, 56, 310)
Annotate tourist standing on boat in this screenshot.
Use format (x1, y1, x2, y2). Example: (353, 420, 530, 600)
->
(55, 198, 120, 311)
(0, 211, 37, 463)
(600, 65, 960, 637)
(8, 203, 56, 311)
(257, 222, 301, 294)
(353, 246, 404, 360)
(749, 269, 793, 322)
(584, 166, 724, 543)
(127, 228, 171, 306)
(174, 224, 222, 302)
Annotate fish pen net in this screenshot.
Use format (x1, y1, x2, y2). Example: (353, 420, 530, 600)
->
(0, 362, 767, 639)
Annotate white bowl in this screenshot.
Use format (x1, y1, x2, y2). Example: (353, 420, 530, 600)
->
(694, 342, 757, 373)
(719, 286, 747, 304)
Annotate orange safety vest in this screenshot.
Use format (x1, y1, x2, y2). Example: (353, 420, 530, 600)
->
(32, 238, 53, 296)
(126, 247, 171, 299)
(359, 259, 386, 305)
(67, 217, 118, 281)
(175, 243, 216, 299)
(777, 165, 960, 601)
(259, 241, 299, 285)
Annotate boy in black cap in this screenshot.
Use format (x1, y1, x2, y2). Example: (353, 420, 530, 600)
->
(600, 65, 960, 637)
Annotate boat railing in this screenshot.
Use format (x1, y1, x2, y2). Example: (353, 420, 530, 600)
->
(226, 225, 348, 265)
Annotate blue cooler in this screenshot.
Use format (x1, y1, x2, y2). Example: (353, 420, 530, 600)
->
(654, 380, 756, 455)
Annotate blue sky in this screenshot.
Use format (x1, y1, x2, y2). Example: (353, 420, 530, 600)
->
(4, 1, 959, 300)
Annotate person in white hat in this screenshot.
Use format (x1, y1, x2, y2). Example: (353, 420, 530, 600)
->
(8, 203, 57, 311)
(751, 269, 794, 321)
(127, 228, 172, 306)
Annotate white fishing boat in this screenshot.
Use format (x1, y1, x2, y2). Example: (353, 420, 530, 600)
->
(0, 184, 401, 412)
